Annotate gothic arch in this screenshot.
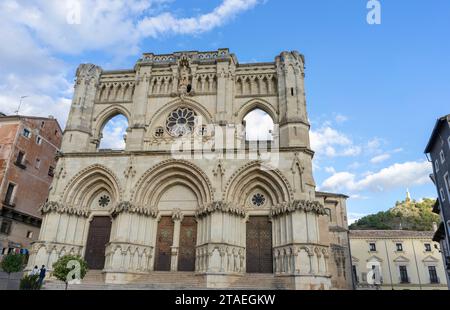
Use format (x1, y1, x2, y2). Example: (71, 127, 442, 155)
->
(131, 159, 214, 209)
(235, 98, 278, 124)
(223, 161, 294, 207)
(148, 97, 213, 127)
(92, 104, 131, 142)
(62, 164, 122, 209)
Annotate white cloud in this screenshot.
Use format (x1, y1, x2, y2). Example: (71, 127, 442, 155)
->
(244, 109, 274, 140)
(310, 126, 361, 158)
(370, 153, 390, 164)
(347, 212, 368, 225)
(335, 114, 348, 123)
(324, 166, 336, 174)
(0, 0, 261, 128)
(321, 161, 432, 193)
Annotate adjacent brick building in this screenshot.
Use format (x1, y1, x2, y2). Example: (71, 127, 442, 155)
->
(0, 114, 62, 257)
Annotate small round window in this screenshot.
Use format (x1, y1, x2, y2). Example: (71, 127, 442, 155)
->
(98, 195, 111, 207)
(166, 107, 197, 137)
(251, 193, 266, 207)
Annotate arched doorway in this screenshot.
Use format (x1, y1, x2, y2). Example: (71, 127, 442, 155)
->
(85, 216, 112, 270)
(246, 216, 273, 273)
(154, 184, 198, 271)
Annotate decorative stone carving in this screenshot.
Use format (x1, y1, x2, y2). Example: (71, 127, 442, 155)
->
(270, 200, 326, 217)
(172, 208, 184, 222)
(39, 201, 90, 217)
(110, 201, 158, 218)
(196, 201, 246, 218)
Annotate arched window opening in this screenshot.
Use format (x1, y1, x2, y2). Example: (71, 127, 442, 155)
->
(98, 114, 128, 150)
(243, 108, 274, 141)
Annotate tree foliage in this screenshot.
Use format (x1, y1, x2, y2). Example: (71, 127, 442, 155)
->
(0, 253, 25, 274)
(20, 274, 42, 290)
(52, 255, 88, 289)
(350, 198, 440, 231)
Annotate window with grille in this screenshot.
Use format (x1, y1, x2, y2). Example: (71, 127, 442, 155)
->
(428, 266, 439, 284)
(399, 266, 409, 283)
(396, 243, 403, 252)
(369, 243, 377, 252)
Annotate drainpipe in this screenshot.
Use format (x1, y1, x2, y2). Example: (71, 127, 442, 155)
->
(411, 239, 422, 290)
(383, 239, 394, 290)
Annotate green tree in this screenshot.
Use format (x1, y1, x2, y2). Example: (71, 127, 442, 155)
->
(52, 255, 88, 290)
(1, 253, 25, 274)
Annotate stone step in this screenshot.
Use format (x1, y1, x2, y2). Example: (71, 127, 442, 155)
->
(42, 272, 293, 290)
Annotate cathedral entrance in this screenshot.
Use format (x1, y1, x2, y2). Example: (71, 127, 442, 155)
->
(246, 216, 273, 273)
(178, 216, 197, 271)
(154, 216, 174, 271)
(85, 216, 112, 270)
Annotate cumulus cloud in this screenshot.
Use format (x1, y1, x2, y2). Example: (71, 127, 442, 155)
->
(310, 126, 361, 158)
(98, 115, 129, 149)
(321, 161, 432, 193)
(0, 0, 261, 128)
(244, 109, 274, 141)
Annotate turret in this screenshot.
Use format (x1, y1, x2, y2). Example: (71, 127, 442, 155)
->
(275, 51, 310, 148)
(62, 64, 102, 153)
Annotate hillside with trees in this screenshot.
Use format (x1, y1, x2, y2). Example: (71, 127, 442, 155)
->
(349, 197, 440, 231)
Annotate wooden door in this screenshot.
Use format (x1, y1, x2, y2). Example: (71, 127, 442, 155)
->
(178, 216, 197, 271)
(85, 216, 112, 270)
(154, 216, 174, 271)
(246, 216, 273, 273)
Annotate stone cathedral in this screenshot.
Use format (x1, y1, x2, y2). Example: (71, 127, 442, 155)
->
(27, 49, 352, 290)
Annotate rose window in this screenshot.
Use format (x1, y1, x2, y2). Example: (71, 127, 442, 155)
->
(98, 195, 110, 207)
(166, 107, 197, 137)
(252, 193, 266, 207)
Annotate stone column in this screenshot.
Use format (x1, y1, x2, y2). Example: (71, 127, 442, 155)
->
(170, 209, 184, 271)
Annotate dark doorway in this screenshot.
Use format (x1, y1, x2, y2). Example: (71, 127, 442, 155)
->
(154, 216, 174, 271)
(178, 216, 197, 271)
(246, 216, 273, 273)
(85, 216, 112, 270)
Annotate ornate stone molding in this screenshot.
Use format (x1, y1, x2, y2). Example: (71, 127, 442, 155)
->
(172, 209, 184, 222)
(196, 201, 246, 218)
(39, 201, 90, 217)
(110, 201, 158, 218)
(270, 200, 326, 217)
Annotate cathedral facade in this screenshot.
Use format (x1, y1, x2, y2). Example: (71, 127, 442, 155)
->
(27, 49, 352, 289)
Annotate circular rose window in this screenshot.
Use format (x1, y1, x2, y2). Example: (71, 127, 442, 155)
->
(98, 195, 110, 207)
(252, 193, 266, 207)
(166, 107, 197, 137)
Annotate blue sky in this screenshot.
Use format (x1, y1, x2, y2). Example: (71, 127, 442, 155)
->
(1, 0, 449, 222)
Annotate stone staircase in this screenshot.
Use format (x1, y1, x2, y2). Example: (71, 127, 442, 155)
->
(42, 271, 292, 290)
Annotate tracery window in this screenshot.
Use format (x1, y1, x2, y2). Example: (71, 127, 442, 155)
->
(98, 195, 111, 207)
(252, 193, 266, 207)
(166, 107, 197, 137)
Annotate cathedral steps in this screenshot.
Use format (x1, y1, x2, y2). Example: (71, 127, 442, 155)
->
(42, 271, 293, 290)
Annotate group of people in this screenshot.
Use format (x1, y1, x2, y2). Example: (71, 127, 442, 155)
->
(29, 265, 46, 286)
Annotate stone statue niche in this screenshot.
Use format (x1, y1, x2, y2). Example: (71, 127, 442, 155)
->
(177, 56, 194, 100)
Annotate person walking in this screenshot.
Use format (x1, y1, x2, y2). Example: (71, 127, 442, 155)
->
(37, 265, 46, 287)
(29, 265, 39, 276)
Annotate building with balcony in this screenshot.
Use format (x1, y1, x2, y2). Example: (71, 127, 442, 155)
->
(0, 114, 62, 257)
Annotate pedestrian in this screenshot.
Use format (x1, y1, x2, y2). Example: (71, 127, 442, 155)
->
(37, 265, 46, 286)
(29, 265, 39, 276)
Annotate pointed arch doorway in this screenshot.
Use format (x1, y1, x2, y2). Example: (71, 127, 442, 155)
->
(85, 216, 112, 270)
(246, 216, 273, 273)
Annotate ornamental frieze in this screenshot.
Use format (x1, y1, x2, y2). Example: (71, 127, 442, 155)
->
(270, 200, 326, 217)
(39, 201, 90, 217)
(110, 201, 158, 218)
(195, 201, 247, 218)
